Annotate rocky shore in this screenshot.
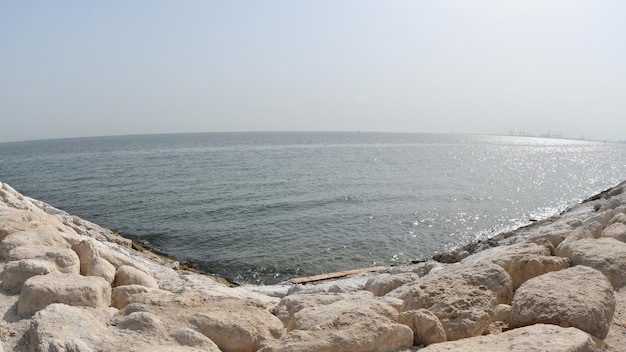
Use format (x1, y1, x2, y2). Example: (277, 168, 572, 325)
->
(1, 180, 626, 351)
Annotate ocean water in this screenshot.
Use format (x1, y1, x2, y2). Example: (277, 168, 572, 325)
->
(1, 132, 625, 284)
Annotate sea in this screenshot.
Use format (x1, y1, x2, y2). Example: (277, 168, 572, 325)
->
(1, 132, 625, 284)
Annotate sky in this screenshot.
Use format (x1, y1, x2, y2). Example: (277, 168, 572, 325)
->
(1, 1, 625, 143)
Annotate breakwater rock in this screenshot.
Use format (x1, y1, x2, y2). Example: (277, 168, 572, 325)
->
(1, 180, 626, 351)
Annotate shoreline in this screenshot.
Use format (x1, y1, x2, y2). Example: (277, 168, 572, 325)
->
(1, 180, 626, 350)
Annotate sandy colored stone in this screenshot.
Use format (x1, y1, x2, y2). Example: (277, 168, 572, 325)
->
(507, 254, 570, 290)
(527, 229, 571, 250)
(462, 240, 552, 266)
(398, 309, 447, 345)
(18, 273, 112, 316)
(275, 291, 373, 327)
(609, 212, 626, 226)
(512, 265, 615, 339)
(72, 240, 117, 283)
(602, 222, 626, 242)
(114, 265, 159, 289)
(493, 304, 512, 324)
(174, 328, 221, 350)
(554, 226, 594, 256)
(6, 245, 79, 273)
(2, 259, 54, 290)
(259, 294, 413, 352)
(0, 230, 69, 259)
(399, 276, 497, 341)
(117, 311, 163, 332)
(364, 272, 420, 296)
(111, 285, 154, 309)
(29, 304, 115, 352)
(122, 290, 283, 352)
(556, 237, 626, 288)
(419, 324, 596, 352)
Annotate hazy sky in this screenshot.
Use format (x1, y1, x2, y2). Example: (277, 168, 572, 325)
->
(1, 1, 625, 143)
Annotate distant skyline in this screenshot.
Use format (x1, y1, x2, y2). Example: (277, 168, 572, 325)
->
(1, 1, 625, 143)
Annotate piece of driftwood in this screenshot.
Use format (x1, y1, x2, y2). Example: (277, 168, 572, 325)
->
(290, 266, 387, 284)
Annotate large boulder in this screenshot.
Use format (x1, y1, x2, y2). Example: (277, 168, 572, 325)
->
(3, 260, 55, 290)
(511, 265, 615, 339)
(556, 237, 626, 288)
(507, 254, 570, 290)
(122, 290, 283, 352)
(0, 230, 69, 259)
(419, 324, 596, 352)
(71, 240, 116, 283)
(111, 285, 155, 309)
(253, 290, 413, 352)
(554, 226, 594, 256)
(462, 240, 552, 266)
(602, 222, 626, 243)
(18, 273, 112, 316)
(113, 265, 159, 289)
(2, 245, 82, 290)
(398, 309, 447, 346)
(275, 291, 373, 327)
(260, 299, 413, 352)
(398, 276, 497, 341)
(29, 304, 115, 351)
(0, 206, 74, 242)
(364, 272, 420, 296)
(174, 328, 221, 351)
(6, 245, 79, 271)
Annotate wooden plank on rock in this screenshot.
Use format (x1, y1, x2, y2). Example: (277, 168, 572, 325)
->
(290, 266, 387, 284)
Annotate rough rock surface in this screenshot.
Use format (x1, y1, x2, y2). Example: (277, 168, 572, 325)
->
(114, 265, 159, 289)
(398, 276, 496, 341)
(556, 237, 626, 288)
(419, 324, 597, 352)
(364, 272, 420, 296)
(29, 304, 117, 351)
(122, 290, 283, 352)
(18, 273, 112, 316)
(397, 309, 447, 345)
(511, 265, 615, 339)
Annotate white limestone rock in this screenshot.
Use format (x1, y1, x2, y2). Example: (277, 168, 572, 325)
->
(556, 237, 626, 288)
(6, 245, 79, 273)
(602, 222, 626, 243)
(113, 265, 159, 289)
(511, 265, 615, 339)
(29, 304, 116, 352)
(257, 324, 413, 352)
(493, 304, 513, 324)
(258, 293, 413, 352)
(275, 291, 373, 327)
(527, 229, 571, 250)
(0, 230, 70, 259)
(419, 324, 596, 352)
(2, 259, 54, 291)
(398, 309, 447, 345)
(18, 273, 112, 316)
(507, 254, 570, 290)
(2, 243, 84, 290)
(174, 328, 221, 350)
(461, 240, 552, 265)
(608, 212, 626, 226)
(554, 226, 595, 257)
(399, 276, 497, 341)
(364, 272, 420, 296)
(117, 311, 164, 332)
(111, 285, 155, 309)
(71, 240, 116, 283)
(122, 290, 283, 352)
